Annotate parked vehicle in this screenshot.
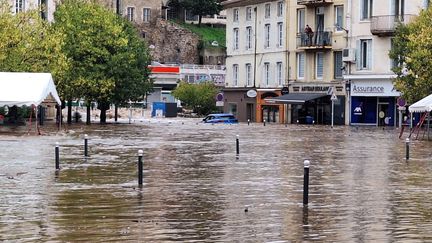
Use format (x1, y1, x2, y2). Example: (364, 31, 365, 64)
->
(202, 113, 238, 124)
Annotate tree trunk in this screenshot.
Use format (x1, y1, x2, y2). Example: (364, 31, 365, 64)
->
(86, 104, 91, 125)
(98, 102, 110, 124)
(67, 99, 72, 124)
(115, 105, 118, 122)
(198, 15, 202, 27)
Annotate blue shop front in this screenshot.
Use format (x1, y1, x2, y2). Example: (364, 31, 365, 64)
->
(350, 79, 400, 126)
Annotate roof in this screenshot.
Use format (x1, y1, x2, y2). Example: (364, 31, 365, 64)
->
(409, 94, 432, 113)
(207, 113, 235, 117)
(0, 72, 61, 107)
(265, 93, 328, 104)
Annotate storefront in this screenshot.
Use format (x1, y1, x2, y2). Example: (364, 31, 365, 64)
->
(223, 88, 256, 122)
(269, 83, 346, 125)
(349, 79, 400, 126)
(256, 89, 284, 123)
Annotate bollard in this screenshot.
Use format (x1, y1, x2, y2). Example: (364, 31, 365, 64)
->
(236, 135, 239, 156)
(138, 150, 143, 186)
(405, 138, 410, 160)
(263, 119, 266, 126)
(303, 160, 310, 205)
(84, 134, 88, 157)
(55, 142, 60, 170)
(248, 119, 250, 126)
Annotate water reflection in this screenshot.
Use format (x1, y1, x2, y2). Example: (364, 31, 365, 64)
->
(1, 121, 432, 241)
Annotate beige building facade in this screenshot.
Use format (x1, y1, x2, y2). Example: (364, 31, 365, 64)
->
(223, 0, 287, 123)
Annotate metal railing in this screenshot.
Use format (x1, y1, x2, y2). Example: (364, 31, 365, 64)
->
(370, 15, 416, 35)
(297, 31, 332, 48)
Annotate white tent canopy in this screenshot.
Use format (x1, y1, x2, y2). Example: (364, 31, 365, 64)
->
(409, 94, 432, 113)
(0, 72, 61, 107)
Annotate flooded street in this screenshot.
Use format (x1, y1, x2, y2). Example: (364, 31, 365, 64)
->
(1, 119, 432, 242)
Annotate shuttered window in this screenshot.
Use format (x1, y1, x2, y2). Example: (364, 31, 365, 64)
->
(334, 51, 343, 78)
(316, 52, 324, 79)
(297, 53, 305, 79)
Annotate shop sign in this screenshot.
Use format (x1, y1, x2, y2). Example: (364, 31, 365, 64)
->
(246, 89, 257, 98)
(351, 80, 400, 97)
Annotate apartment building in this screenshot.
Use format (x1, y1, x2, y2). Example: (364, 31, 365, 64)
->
(223, 0, 287, 123)
(281, 0, 347, 125)
(344, 0, 427, 126)
(8, 0, 55, 21)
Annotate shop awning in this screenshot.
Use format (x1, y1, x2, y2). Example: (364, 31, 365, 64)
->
(265, 93, 328, 104)
(409, 94, 432, 113)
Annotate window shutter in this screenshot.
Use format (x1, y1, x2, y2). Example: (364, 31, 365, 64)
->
(356, 40, 361, 70)
(367, 39, 372, 70)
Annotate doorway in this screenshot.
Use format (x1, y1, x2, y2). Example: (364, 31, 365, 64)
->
(262, 106, 279, 123)
(247, 103, 254, 122)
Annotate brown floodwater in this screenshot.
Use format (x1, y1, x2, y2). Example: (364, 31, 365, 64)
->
(1, 119, 432, 242)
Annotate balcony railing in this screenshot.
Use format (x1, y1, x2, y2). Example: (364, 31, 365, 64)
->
(297, 31, 332, 49)
(370, 15, 416, 36)
(297, 0, 333, 6)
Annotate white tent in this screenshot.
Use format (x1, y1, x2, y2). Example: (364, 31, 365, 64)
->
(408, 94, 432, 113)
(0, 72, 61, 107)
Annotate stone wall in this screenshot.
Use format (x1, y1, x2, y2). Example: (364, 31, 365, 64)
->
(139, 19, 200, 64)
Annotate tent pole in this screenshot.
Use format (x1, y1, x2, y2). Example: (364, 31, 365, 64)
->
(428, 112, 430, 141)
(35, 106, 38, 135)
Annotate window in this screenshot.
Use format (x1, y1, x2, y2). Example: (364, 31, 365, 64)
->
(361, 0, 373, 20)
(264, 63, 270, 86)
(277, 1, 284, 17)
(127, 7, 135, 21)
(228, 103, 237, 117)
(297, 9, 305, 33)
(316, 52, 324, 79)
(335, 6, 344, 31)
(246, 7, 252, 21)
(297, 53, 305, 79)
(334, 51, 343, 79)
(233, 64, 239, 86)
(359, 39, 372, 70)
(277, 62, 283, 86)
(233, 28, 239, 50)
(233, 8, 239, 22)
(265, 3, 271, 18)
(264, 24, 270, 48)
(246, 63, 252, 86)
(246, 26, 252, 50)
(143, 8, 151, 23)
(15, 0, 24, 13)
(277, 22, 283, 47)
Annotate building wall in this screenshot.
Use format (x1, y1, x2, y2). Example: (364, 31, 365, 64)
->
(7, 0, 56, 21)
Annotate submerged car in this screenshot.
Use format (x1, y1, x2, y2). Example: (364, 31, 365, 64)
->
(202, 113, 238, 124)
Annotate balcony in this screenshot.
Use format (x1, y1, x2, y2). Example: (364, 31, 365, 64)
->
(297, 0, 333, 6)
(297, 31, 332, 50)
(370, 15, 416, 36)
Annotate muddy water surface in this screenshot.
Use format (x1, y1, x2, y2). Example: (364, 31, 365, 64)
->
(1, 120, 432, 242)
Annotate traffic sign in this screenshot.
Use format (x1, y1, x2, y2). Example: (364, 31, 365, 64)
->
(331, 93, 338, 101)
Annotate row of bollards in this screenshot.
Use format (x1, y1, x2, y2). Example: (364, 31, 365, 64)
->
(55, 134, 90, 170)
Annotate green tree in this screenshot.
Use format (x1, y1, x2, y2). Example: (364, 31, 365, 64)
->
(181, 0, 222, 26)
(53, 0, 152, 123)
(172, 81, 218, 115)
(0, 0, 69, 86)
(389, 8, 432, 103)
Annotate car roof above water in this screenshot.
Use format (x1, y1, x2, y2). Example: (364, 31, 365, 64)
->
(207, 113, 235, 117)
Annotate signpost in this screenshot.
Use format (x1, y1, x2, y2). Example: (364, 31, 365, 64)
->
(330, 93, 338, 128)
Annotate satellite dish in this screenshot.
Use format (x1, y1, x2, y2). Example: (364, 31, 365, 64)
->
(211, 41, 219, 47)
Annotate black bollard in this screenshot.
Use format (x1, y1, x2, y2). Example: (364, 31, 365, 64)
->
(303, 160, 310, 205)
(55, 142, 60, 170)
(405, 138, 410, 160)
(236, 135, 239, 156)
(248, 119, 250, 126)
(263, 119, 266, 126)
(84, 134, 89, 157)
(138, 150, 143, 186)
